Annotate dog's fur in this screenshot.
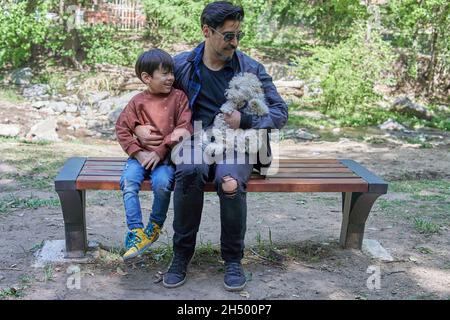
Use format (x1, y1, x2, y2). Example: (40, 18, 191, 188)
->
(201, 72, 269, 158)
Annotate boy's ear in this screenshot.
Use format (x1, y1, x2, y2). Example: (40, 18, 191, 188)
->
(141, 72, 152, 83)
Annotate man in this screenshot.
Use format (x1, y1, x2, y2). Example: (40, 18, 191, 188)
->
(134, 1, 288, 291)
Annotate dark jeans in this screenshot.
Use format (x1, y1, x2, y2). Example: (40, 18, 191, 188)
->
(172, 143, 253, 263)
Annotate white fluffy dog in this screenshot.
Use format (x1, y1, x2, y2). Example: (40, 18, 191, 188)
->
(201, 72, 269, 159)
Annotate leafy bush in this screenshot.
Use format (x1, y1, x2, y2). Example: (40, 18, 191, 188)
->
(0, 1, 54, 68)
(78, 25, 144, 67)
(294, 22, 396, 126)
(142, 0, 207, 44)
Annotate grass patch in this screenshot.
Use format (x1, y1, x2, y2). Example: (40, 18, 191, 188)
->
(0, 88, 25, 103)
(415, 246, 433, 254)
(413, 217, 441, 235)
(0, 287, 24, 299)
(389, 180, 450, 194)
(42, 264, 54, 282)
(283, 240, 337, 263)
(192, 241, 221, 266)
(0, 194, 60, 214)
(376, 199, 410, 212)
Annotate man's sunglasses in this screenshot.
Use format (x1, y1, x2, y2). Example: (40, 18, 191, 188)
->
(209, 26, 245, 42)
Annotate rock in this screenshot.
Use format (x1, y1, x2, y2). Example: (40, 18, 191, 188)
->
(48, 101, 69, 114)
(31, 101, 49, 109)
(65, 78, 78, 91)
(295, 129, 317, 140)
(436, 105, 449, 113)
(391, 96, 433, 120)
(70, 116, 87, 130)
(332, 128, 341, 134)
(22, 84, 50, 99)
(0, 124, 21, 137)
(379, 119, 407, 131)
(26, 118, 60, 142)
(11, 67, 33, 85)
(107, 107, 123, 123)
(86, 91, 110, 105)
(362, 239, 394, 262)
(98, 90, 140, 116)
(274, 80, 305, 99)
(65, 104, 78, 113)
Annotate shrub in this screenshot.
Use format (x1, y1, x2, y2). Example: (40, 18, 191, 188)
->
(294, 22, 396, 126)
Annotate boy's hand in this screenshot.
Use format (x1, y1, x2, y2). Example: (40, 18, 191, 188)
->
(135, 151, 161, 170)
(135, 125, 164, 147)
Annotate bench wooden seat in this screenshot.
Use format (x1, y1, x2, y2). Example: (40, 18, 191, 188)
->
(55, 157, 388, 258)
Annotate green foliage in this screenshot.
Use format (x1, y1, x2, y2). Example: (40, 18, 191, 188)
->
(414, 218, 441, 234)
(141, 0, 272, 47)
(294, 22, 395, 126)
(142, 0, 208, 44)
(382, 0, 450, 97)
(269, 0, 369, 44)
(78, 25, 144, 67)
(0, 194, 60, 214)
(0, 1, 50, 68)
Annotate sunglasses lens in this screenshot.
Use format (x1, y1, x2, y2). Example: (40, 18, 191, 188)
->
(224, 33, 235, 42)
(224, 32, 245, 42)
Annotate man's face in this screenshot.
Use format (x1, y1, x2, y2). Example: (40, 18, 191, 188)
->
(206, 20, 242, 62)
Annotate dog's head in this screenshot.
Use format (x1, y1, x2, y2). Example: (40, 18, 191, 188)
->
(225, 73, 264, 105)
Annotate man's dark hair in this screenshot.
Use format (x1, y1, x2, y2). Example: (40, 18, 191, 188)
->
(200, 1, 244, 29)
(135, 48, 174, 82)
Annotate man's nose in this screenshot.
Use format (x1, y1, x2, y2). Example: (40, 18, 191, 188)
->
(229, 36, 238, 47)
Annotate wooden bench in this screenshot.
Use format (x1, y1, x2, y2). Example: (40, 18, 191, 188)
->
(54, 157, 388, 258)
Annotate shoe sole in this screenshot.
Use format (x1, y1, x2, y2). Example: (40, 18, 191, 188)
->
(123, 243, 153, 261)
(163, 277, 186, 289)
(223, 281, 247, 292)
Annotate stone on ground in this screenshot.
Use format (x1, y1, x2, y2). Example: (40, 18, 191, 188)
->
(362, 239, 394, 262)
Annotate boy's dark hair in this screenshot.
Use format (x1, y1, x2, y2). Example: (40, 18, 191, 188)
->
(200, 1, 244, 29)
(135, 48, 174, 83)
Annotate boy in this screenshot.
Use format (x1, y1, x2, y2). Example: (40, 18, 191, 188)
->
(115, 49, 193, 261)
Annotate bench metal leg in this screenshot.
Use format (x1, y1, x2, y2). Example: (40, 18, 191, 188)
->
(56, 189, 87, 258)
(340, 192, 382, 249)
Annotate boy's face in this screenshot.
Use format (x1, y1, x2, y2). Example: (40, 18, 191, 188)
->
(204, 20, 241, 62)
(142, 64, 174, 94)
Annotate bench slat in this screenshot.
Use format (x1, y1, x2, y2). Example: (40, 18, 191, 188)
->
(82, 163, 348, 170)
(85, 158, 341, 164)
(78, 171, 358, 179)
(76, 175, 368, 192)
(79, 167, 353, 175)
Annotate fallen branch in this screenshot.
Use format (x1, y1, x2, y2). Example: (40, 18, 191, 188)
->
(0, 268, 23, 271)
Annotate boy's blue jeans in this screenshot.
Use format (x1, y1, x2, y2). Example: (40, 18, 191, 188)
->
(120, 158, 175, 230)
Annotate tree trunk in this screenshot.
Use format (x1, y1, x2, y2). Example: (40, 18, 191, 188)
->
(61, 0, 84, 70)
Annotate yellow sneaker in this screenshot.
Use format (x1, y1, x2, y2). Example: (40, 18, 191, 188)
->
(123, 228, 153, 261)
(144, 221, 161, 244)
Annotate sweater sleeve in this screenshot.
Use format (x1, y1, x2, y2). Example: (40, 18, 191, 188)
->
(115, 101, 144, 157)
(153, 92, 193, 160)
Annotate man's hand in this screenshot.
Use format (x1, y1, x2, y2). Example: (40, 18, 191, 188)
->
(135, 125, 164, 147)
(223, 110, 241, 129)
(135, 151, 161, 170)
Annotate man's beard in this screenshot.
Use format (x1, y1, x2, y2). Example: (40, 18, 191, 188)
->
(215, 46, 236, 62)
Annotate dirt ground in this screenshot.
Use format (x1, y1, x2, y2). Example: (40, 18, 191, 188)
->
(1, 104, 449, 300)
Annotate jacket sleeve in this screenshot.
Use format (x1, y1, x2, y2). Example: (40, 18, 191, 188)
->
(239, 63, 288, 130)
(115, 101, 143, 157)
(153, 93, 193, 160)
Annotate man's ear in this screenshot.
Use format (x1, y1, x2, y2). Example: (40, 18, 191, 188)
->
(202, 24, 210, 38)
